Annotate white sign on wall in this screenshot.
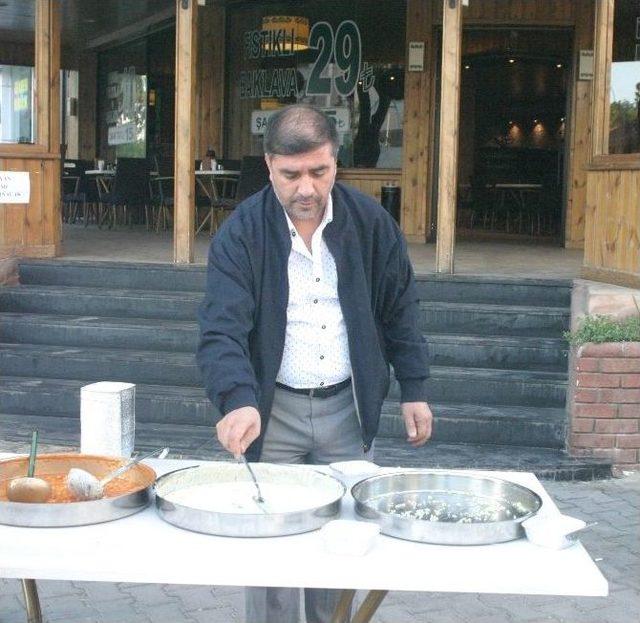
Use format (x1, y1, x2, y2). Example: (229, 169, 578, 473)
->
(0, 171, 30, 204)
(108, 122, 136, 146)
(408, 42, 425, 72)
(251, 107, 351, 135)
(579, 50, 594, 80)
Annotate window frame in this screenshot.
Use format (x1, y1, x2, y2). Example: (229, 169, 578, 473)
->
(591, 0, 640, 168)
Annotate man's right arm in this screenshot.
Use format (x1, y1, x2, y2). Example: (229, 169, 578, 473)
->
(196, 226, 260, 449)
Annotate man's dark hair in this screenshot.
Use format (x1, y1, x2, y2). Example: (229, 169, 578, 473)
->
(264, 104, 339, 157)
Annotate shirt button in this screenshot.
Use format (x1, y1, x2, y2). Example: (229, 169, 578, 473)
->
(322, 325, 326, 329)
(314, 299, 318, 304)
(320, 355, 324, 360)
(316, 277, 320, 282)
(291, 230, 296, 237)
(319, 381, 325, 386)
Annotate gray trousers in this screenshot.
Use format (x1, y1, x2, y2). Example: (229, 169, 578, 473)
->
(245, 384, 371, 623)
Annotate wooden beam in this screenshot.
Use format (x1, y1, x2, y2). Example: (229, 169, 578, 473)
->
(435, 0, 462, 274)
(400, 0, 433, 242)
(173, 0, 197, 264)
(591, 0, 614, 158)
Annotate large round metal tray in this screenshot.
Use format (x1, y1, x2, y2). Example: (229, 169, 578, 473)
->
(155, 463, 346, 537)
(0, 453, 155, 528)
(352, 470, 542, 545)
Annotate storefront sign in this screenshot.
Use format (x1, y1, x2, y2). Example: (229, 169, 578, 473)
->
(251, 107, 350, 135)
(408, 42, 425, 72)
(239, 20, 366, 99)
(579, 50, 594, 80)
(108, 122, 136, 146)
(0, 171, 30, 204)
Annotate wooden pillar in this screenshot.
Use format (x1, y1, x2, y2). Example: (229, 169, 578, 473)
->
(173, 0, 198, 264)
(400, 0, 433, 243)
(435, 0, 462, 274)
(197, 3, 225, 158)
(78, 51, 98, 160)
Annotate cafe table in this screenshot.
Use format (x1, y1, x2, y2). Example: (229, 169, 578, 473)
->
(0, 457, 608, 623)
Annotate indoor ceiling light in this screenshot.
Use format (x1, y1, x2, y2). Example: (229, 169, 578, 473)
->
(262, 16, 309, 52)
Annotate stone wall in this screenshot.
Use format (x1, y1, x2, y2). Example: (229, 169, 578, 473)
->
(569, 342, 640, 471)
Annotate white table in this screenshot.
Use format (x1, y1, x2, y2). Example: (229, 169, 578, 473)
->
(0, 458, 608, 622)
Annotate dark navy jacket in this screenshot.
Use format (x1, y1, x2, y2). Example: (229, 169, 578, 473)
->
(197, 182, 429, 460)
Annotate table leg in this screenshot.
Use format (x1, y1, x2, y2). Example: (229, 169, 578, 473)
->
(352, 590, 388, 623)
(21, 579, 43, 623)
(331, 589, 356, 623)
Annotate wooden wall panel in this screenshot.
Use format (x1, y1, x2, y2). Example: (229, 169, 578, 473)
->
(433, 0, 575, 25)
(0, 157, 60, 257)
(583, 169, 640, 288)
(78, 51, 97, 160)
(337, 169, 402, 203)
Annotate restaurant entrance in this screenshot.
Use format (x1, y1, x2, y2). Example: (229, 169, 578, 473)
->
(435, 28, 573, 244)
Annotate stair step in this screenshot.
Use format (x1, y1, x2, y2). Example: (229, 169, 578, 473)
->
(420, 301, 569, 336)
(427, 334, 568, 370)
(0, 285, 202, 321)
(0, 414, 609, 481)
(0, 313, 199, 353)
(19, 259, 206, 292)
(379, 402, 566, 448)
(0, 343, 566, 408)
(414, 274, 571, 307)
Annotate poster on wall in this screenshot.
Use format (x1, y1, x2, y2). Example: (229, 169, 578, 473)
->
(0, 171, 30, 204)
(251, 107, 350, 135)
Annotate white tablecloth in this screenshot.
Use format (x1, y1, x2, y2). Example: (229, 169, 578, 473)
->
(0, 458, 608, 597)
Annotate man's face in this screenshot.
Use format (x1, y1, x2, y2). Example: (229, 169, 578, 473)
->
(265, 143, 337, 222)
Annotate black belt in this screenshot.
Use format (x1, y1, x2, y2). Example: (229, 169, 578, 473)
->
(276, 378, 351, 399)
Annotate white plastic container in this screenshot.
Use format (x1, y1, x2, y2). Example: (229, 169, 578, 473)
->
(320, 520, 380, 556)
(522, 514, 588, 550)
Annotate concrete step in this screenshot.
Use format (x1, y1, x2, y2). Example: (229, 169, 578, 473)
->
(420, 301, 569, 336)
(414, 274, 571, 307)
(19, 261, 571, 307)
(19, 259, 207, 292)
(0, 367, 565, 438)
(427, 334, 568, 371)
(0, 313, 199, 353)
(379, 402, 566, 448)
(0, 413, 610, 481)
(0, 285, 202, 321)
(0, 344, 566, 408)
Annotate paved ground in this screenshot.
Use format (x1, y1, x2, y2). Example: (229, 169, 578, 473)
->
(1, 436, 638, 623)
(59, 224, 584, 279)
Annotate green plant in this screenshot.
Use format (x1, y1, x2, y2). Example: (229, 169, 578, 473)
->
(564, 314, 640, 346)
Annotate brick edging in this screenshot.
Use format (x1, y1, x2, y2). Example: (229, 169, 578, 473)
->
(570, 341, 640, 469)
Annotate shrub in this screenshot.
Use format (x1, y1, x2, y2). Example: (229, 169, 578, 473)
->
(564, 315, 640, 346)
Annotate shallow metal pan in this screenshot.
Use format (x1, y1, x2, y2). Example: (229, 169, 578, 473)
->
(155, 463, 345, 537)
(0, 453, 155, 528)
(352, 470, 542, 545)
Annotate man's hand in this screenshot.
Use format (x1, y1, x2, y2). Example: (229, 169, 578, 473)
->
(401, 402, 433, 447)
(216, 406, 261, 457)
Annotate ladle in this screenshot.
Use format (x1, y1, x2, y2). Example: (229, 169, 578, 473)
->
(66, 447, 169, 500)
(7, 431, 52, 503)
(239, 455, 268, 513)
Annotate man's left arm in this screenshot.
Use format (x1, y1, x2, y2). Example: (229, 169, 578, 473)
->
(381, 234, 433, 446)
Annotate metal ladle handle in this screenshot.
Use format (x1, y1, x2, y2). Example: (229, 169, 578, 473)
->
(239, 455, 265, 503)
(100, 447, 169, 486)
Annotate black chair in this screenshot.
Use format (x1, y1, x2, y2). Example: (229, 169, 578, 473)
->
(99, 158, 151, 229)
(62, 159, 101, 226)
(204, 156, 270, 233)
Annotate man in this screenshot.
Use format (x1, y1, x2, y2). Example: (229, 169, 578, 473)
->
(197, 104, 432, 623)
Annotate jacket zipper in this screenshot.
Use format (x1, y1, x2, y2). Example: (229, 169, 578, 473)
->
(349, 358, 370, 453)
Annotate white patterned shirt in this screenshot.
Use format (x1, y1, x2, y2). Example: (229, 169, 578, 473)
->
(276, 195, 352, 388)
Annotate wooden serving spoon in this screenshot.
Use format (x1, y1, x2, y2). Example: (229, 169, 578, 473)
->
(7, 431, 52, 503)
